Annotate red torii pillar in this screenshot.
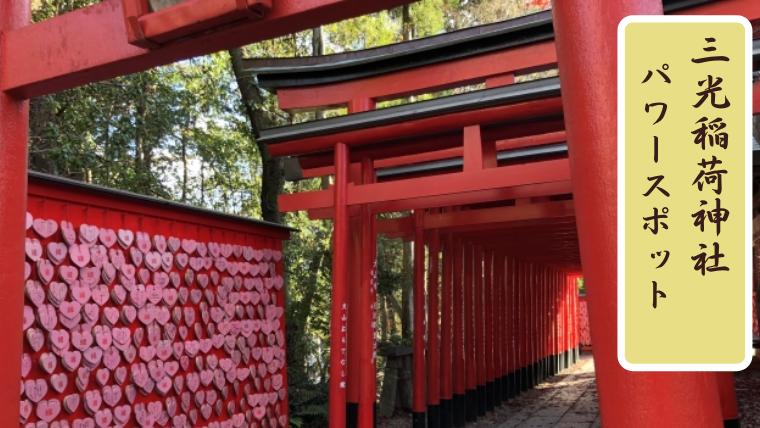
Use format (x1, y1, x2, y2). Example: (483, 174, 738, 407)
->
(484, 250, 495, 412)
(518, 260, 528, 392)
(493, 252, 503, 406)
(506, 257, 517, 398)
(0, 1, 30, 427)
(427, 230, 441, 428)
(464, 242, 477, 422)
(440, 234, 454, 428)
(452, 238, 466, 427)
(552, 0, 724, 426)
(474, 245, 486, 416)
(358, 158, 377, 428)
(413, 210, 426, 428)
(346, 99, 375, 428)
(528, 262, 537, 388)
(716, 372, 740, 427)
(329, 143, 350, 428)
(347, 202, 361, 426)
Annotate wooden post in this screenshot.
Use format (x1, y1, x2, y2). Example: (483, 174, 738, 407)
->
(427, 230, 440, 428)
(440, 234, 454, 428)
(453, 239, 466, 427)
(329, 143, 350, 428)
(413, 210, 426, 428)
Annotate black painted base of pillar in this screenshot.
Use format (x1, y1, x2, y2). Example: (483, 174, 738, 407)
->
(374, 402, 378, 428)
(413, 411, 426, 428)
(531, 362, 539, 387)
(724, 418, 741, 428)
(540, 358, 547, 382)
(347, 402, 358, 428)
(494, 377, 502, 407)
(508, 372, 517, 398)
(501, 375, 509, 400)
(564, 350, 570, 370)
(520, 367, 528, 392)
(544, 358, 549, 379)
(551, 355, 557, 376)
(536, 360, 542, 383)
(476, 385, 486, 416)
(465, 389, 477, 422)
(427, 404, 439, 428)
(485, 381, 495, 412)
(526, 365, 534, 389)
(441, 399, 453, 428)
(453, 394, 466, 428)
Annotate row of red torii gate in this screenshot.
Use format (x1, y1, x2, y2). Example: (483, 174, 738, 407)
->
(0, 0, 759, 428)
(245, 1, 760, 427)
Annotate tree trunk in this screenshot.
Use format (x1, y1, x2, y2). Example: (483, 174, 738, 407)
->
(402, 4, 413, 41)
(379, 294, 388, 342)
(181, 128, 188, 203)
(388, 295, 399, 335)
(28, 96, 58, 175)
(401, 241, 413, 339)
(228, 47, 284, 224)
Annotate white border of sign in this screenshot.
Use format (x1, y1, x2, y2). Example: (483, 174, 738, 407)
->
(617, 15, 753, 371)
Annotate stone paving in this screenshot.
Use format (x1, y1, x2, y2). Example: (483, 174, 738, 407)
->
(378, 353, 600, 428)
(494, 354, 599, 428)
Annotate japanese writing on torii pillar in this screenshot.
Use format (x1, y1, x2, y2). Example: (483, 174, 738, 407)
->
(340, 302, 347, 388)
(371, 259, 378, 364)
(641, 36, 732, 310)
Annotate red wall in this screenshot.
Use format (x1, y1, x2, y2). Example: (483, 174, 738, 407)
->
(21, 173, 291, 428)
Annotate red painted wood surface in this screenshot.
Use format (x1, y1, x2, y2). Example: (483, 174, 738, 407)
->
(474, 246, 485, 388)
(0, 0, 30, 425)
(452, 239, 465, 396)
(520, 260, 525, 374)
(358, 158, 377, 428)
(506, 257, 514, 378)
(464, 242, 476, 392)
(347, 217, 361, 407)
(297, 117, 566, 170)
(484, 251, 494, 384)
(367, 131, 566, 178)
(494, 253, 502, 381)
(440, 234, 453, 400)
(427, 230, 440, 406)
(268, 97, 564, 158)
(552, 0, 725, 425)
(1, 0, 414, 98)
(22, 176, 290, 428)
(280, 158, 572, 212)
(716, 372, 739, 421)
(304, 181, 574, 220)
(276, 41, 557, 111)
(412, 211, 426, 413)
(329, 143, 349, 428)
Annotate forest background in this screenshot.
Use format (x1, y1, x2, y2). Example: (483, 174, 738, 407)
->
(29, 0, 759, 426)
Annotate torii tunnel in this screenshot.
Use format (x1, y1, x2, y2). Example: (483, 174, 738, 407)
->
(1, 0, 760, 428)
(244, 1, 760, 428)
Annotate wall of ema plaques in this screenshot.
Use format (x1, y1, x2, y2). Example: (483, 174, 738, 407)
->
(20, 176, 290, 428)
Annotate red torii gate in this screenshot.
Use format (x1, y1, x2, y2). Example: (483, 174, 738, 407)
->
(0, 1, 758, 428)
(243, 1, 760, 427)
